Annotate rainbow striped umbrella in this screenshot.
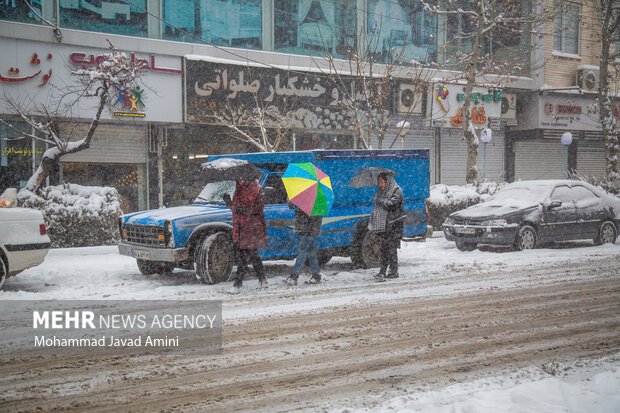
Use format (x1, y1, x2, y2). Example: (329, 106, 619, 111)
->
(282, 163, 334, 217)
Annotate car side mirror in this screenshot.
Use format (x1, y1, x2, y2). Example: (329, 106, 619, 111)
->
(548, 200, 562, 209)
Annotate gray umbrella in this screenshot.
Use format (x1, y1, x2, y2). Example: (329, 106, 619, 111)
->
(200, 158, 261, 183)
(348, 166, 398, 188)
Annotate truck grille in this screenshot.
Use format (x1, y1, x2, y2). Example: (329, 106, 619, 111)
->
(122, 223, 166, 247)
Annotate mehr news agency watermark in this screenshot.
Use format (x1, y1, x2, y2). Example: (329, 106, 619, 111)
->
(0, 301, 222, 356)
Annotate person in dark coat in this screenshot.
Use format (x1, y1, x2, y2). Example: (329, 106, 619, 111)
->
(283, 201, 323, 285)
(223, 179, 268, 292)
(369, 172, 404, 280)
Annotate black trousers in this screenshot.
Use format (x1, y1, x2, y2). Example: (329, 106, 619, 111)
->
(378, 232, 399, 275)
(234, 245, 265, 282)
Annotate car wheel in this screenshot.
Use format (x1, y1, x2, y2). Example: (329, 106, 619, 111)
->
(195, 232, 234, 284)
(137, 259, 174, 276)
(351, 223, 381, 268)
(594, 221, 617, 245)
(455, 240, 476, 251)
(514, 225, 538, 251)
(0, 257, 7, 290)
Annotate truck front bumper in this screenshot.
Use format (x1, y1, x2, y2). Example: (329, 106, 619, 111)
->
(118, 243, 189, 263)
(442, 224, 519, 246)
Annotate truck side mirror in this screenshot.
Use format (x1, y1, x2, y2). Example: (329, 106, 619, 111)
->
(548, 200, 562, 209)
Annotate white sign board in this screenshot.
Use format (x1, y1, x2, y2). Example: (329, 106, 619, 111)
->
(0, 39, 183, 123)
(427, 84, 503, 129)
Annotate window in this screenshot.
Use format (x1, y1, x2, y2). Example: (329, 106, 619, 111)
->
(274, 0, 355, 58)
(550, 186, 574, 203)
(553, 1, 580, 55)
(0, 0, 41, 25)
(163, 0, 261, 49)
(263, 174, 288, 205)
(368, 0, 437, 64)
(60, 0, 148, 37)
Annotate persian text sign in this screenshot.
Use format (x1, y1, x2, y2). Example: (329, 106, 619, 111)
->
(0, 300, 222, 356)
(427, 84, 502, 128)
(185, 58, 390, 129)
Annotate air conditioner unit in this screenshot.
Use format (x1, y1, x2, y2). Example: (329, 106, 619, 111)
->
(396, 83, 422, 114)
(576, 67, 600, 91)
(501, 92, 517, 122)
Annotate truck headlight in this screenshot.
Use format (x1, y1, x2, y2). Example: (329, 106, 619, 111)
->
(444, 217, 455, 226)
(164, 220, 175, 248)
(481, 219, 507, 226)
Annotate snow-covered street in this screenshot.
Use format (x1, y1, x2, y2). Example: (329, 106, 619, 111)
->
(1, 235, 619, 412)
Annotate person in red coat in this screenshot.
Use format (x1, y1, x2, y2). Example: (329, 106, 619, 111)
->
(223, 179, 268, 292)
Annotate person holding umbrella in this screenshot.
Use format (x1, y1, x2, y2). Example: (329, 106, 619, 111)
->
(369, 172, 404, 281)
(283, 200, 323, 285)
(223, 178, 268, 293)
(280, 162, 334, 286)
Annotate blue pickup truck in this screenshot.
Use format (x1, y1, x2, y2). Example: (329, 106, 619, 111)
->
(118, 149, 430, 283)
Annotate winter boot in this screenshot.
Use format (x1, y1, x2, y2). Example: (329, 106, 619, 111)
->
(228, 278, 242, 294)
(258, 277, 269, 289)
(283, 274, 298, 286)
(305, 274, 322, 284)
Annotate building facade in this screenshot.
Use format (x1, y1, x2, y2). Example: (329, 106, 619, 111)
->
(0, 1, 616, 212)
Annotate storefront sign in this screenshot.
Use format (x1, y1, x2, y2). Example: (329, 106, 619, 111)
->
(1, 146, 43, 157)
(185, 58, 390, 129)
(0, 39, 183, 123)
(427, 84, 502, 129)
(540, 96, 618, 131)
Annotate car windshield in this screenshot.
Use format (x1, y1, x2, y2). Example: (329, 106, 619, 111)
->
(194, 181, 236, 204)
(489, 185, 550, 204)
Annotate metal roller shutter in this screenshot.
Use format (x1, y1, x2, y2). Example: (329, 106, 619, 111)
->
(60, 124, 147, 164)
(514, 140, 565, 180)
(479, 131, 505, 182)
(576, 140, 605, 179)
(440, 129, 468, 185)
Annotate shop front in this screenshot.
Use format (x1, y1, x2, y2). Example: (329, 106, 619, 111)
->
(0, 38, 183, 212)
(426, 84, 505, 184)
(508, 92, 617, 182)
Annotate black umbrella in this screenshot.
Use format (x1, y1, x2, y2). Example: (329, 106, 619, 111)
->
(200, 158, 261, 183)
(348, 166, 398, 188)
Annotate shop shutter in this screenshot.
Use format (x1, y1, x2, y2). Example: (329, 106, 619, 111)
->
(440, 129, 468, 185)
(60, 124, 147, 164)
(514, 140, 565, 180)
(576, 140, 605, 179)
(479, 131, 505, 182)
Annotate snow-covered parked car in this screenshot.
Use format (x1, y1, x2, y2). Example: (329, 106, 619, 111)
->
(442, 180, 619, 251)
(0, 196, 50, 288)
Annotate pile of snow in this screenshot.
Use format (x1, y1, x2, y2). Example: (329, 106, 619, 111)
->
(17, 183, 122, 248)
(428, 182, 506, 228)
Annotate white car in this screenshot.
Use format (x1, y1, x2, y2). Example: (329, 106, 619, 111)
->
(0, 205, 50, 288)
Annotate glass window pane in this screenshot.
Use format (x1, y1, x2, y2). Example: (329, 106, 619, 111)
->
(164, 0, 262, 49)
(0, 0, 41, 25)
(565, 4, 580, 54)
(368, 0, 436, 64)
(60, 0, 148, 37)
(274, 0, 299, 52)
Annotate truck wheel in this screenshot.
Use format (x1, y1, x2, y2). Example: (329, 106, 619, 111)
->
(195, 232, 234, 284)
(0, 257, 7, 290)
(514, 225, 538, 251)
(594, 221, 617, 245)
(455, 240, 476, 251)
(137, 259, 175, 276)
(351, 224, 381, 268)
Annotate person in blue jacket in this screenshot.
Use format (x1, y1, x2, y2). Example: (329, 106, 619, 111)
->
(284, 201, 323, 285)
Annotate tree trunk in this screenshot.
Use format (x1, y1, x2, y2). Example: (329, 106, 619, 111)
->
(598, 0, 619, 184)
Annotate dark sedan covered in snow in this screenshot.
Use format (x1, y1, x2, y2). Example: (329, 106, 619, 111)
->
(443, 180, 620, 251)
